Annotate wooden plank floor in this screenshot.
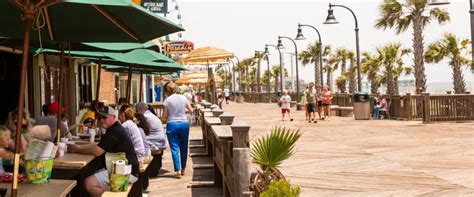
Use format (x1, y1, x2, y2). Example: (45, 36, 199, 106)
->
(222, 102, 474, 196)
(145, 102, 473, 196)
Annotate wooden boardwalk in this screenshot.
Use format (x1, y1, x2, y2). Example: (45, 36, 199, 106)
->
(146, 102, 474, 196)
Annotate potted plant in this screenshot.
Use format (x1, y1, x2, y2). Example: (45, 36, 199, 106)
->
(250, 127, 302, 196)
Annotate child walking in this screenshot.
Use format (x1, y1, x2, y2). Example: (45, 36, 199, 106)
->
(280, 90, 293, 122)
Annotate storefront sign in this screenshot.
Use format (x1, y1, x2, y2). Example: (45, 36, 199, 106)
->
(164, 41, 194, 54)
(133, 0, 168, 14)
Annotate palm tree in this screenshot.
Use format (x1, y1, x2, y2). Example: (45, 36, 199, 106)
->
(262, 70, 272, 92)
(379, 43, 410, 95)
(375, 0, 450, 94)
(392, 63, 413, 94)
(425, 33, 472, 94)
(251, 127, 302, 195)
(238, 57, 256, 92)
(299, 43, 331, 86)
(361, 51, 383, 94)
(328, 48, 351, 92)
(271, 64, 288, 92)
(347, 51, 357, 93)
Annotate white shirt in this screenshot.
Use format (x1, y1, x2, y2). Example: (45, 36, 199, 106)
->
(164, 94, 189, 123)
(224, 88, 230, 97)
(183, 92, 193, 102)
(280, 95, 291, 109)
(143, 110, 165, 148)
(122, 120, 147, 158)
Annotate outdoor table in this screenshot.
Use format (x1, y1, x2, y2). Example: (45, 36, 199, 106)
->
(0, 180, 76, 197)
(52, 153, 103, 197)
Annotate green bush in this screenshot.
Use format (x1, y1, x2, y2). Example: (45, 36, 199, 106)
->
(260, 180, 300, 197)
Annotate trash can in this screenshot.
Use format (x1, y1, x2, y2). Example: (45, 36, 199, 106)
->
(353, 92, 370, 120)
(236, 92, 244, 103)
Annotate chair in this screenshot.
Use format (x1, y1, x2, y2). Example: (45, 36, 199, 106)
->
(380, 101, 391, 119)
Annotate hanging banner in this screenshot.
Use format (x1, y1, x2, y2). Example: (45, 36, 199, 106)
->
(164, 41, 194, 55)
(133, 0, 168, 14)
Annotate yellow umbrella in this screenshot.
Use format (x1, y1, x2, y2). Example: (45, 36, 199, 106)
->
(175, 71, 223, 85)
(182, 47, 234, 103)
(183, 47, 234, 64)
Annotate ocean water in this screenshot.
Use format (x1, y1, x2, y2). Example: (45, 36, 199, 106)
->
(373, 81, 474, 95)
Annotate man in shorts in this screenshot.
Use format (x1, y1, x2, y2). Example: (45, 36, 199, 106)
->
(67, 106, 139, 197)
(305, 82, 317, 123)
(280, 90, 293, 122)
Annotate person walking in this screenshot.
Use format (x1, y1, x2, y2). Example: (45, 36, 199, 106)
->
(321, 85, 333, 121)
(162, 82, 193, 178)
(279, 90, 294, 122)
(223, 87, 230, 104)
(305, 82, 317, 123)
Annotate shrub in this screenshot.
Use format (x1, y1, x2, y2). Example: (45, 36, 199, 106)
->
(260, 180, 300, 197)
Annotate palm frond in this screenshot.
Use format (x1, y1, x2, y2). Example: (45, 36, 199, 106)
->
(251, 127, 302, 171)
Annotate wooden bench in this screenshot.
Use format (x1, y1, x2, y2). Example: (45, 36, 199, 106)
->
(339, 106, 354, 117)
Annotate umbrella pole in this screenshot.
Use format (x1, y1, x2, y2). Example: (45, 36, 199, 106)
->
(139, 71, 143, 103)
(126, 65, 133, 103)
(12, 11, 34, 197)
(96, 58, 102, 109)
(57, 43, 66, 144)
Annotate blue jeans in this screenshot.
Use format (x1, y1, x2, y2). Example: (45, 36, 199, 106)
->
(374, 107, 382, 119)
(166, 121, 190, 172)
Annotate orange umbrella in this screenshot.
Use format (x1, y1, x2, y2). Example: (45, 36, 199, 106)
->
(175, 71, 223, 85)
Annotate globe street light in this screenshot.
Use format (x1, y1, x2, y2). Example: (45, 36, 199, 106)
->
(296, 23, 324, 87)
(278, 36, 300, 102)
(324, 3, 362, 92)
(265, 44, 284, 93)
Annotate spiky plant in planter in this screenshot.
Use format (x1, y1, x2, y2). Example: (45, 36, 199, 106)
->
(251, 126, 302, 196)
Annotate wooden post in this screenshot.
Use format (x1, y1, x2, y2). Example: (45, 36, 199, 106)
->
(219, 112, 235, 125)
(233, 148, 250, 197)
(96, 58, 102, 103)
(231, 122, 250, 148)
(231, 122, 251, 196)
(405, 93, 412, 120)
(422, 93, 431, 124)
(139, 71, 143, 103)
(56, 43, 65, 144)
(126, 65, 133, 103)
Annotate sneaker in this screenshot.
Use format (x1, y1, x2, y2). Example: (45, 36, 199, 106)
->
(290, 118, 294, 122)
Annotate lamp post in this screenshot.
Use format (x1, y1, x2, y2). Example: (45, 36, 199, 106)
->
(278, 36, 300, 102)
(429, 0, 473, 66)
(295, 23, 324, 87)
(324, 3, 362, 92)
(262, 47, 272, 103)
(265, 44, 284, 93)
(232, 56, 240, 93)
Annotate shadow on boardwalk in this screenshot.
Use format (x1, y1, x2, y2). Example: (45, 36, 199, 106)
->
(146, 125, 222, 197)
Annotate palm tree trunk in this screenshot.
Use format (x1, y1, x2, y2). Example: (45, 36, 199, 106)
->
(369, 76, 378, 94)
(315, 58, 321, 87)
(386, 66, 395, 95)
(452, 61, 467, 94)
(394, 76, 399, 95)
(274, 75, 279, 93)
(413, 14, 426, 94)
(326, 70, 332, 90)
(341, 60, 347, 92)
(349, 58, 356, 93)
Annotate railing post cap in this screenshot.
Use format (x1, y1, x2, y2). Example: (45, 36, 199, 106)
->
(230, 122, 250, 130)
(219, 112, 234, 118)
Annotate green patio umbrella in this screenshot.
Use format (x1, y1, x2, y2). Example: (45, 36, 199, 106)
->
(0, 0, 183, 195)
